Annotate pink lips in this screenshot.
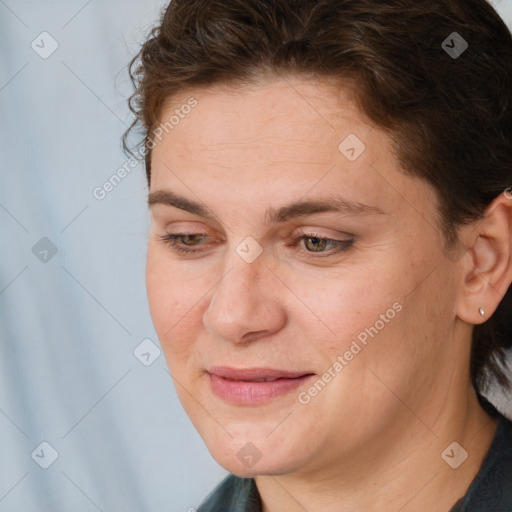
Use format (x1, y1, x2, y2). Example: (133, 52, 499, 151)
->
(208, 366, 315, 405)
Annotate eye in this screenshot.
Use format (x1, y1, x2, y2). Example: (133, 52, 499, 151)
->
(291, 231, 354, 257)
(157, 233, 211, 254)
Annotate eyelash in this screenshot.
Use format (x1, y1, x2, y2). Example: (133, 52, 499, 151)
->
(157, 231, 354, 257)
(157, 233, 211, 255)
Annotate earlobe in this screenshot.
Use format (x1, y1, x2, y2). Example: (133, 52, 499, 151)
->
(456, 194, 512, 325)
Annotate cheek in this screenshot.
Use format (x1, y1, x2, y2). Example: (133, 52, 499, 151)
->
(145, 245, 206, 350)
(283, 264, 402, 350)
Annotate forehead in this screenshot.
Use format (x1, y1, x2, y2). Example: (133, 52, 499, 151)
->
(149, 77, 439, 231)
(150, 77, 383, 187)
(155, 77, 370, 154)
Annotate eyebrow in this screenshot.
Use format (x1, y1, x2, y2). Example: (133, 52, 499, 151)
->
(147, 189, 386, 223)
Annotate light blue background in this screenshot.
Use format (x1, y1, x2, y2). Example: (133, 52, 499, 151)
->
(1, 1, 511, 511)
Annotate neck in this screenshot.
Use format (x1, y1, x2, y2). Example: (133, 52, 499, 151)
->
(255, 387, 498, 512)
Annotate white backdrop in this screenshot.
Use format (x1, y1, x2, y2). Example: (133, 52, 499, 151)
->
(0, 1, 511, 511)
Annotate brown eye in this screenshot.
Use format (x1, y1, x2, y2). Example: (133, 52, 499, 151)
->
(158, 233, 211, 255)
(292, 232, 354, 257)
(181, 234, 206, 246)
(304, 237, 329, 252)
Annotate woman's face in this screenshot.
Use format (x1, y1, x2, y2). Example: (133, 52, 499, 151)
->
(146, 77, 466, 477)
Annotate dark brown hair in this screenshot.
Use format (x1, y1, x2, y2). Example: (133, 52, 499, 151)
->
(124, 0, 512, 396)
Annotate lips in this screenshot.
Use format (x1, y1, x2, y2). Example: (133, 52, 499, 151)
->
(207, 366, 315, 405)
(209, 366, 312, 381)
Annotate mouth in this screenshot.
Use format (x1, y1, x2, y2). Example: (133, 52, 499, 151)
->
(207, 366, 316, 405)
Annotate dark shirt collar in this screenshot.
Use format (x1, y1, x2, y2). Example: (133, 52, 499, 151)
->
(449, 400, 512, 511)
(197, 474, 261, 512)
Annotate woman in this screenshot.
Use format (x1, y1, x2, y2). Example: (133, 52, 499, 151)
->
(124, 0, 512, 510)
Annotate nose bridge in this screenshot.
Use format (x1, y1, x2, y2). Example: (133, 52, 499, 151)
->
(211, 246, 264, 312)
(202, 245, 282, 342)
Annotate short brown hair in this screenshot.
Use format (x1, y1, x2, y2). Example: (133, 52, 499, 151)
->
(124, 0, 512, 396)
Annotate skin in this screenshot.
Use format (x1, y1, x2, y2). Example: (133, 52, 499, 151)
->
(145, 76, 512, 511)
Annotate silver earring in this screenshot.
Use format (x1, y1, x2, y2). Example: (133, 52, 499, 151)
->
(479, 307, 485, 317)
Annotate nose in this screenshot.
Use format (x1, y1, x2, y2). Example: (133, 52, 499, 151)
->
(202, 252, 287, 344)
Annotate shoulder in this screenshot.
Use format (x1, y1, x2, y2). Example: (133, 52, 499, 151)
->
(197, 474, 261, 512)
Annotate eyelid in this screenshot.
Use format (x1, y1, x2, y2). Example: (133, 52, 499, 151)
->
(161, 219, 213, 231)
(161, 222, 223, 242)
(151, 212, 226, 235)
(291, 226, 355, 239)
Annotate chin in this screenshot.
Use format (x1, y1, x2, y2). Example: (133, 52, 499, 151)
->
(200, 428, 309, 478)
(214, 452, 302, 479)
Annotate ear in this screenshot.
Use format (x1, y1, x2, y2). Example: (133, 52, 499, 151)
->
(455, 191, 512, 325)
